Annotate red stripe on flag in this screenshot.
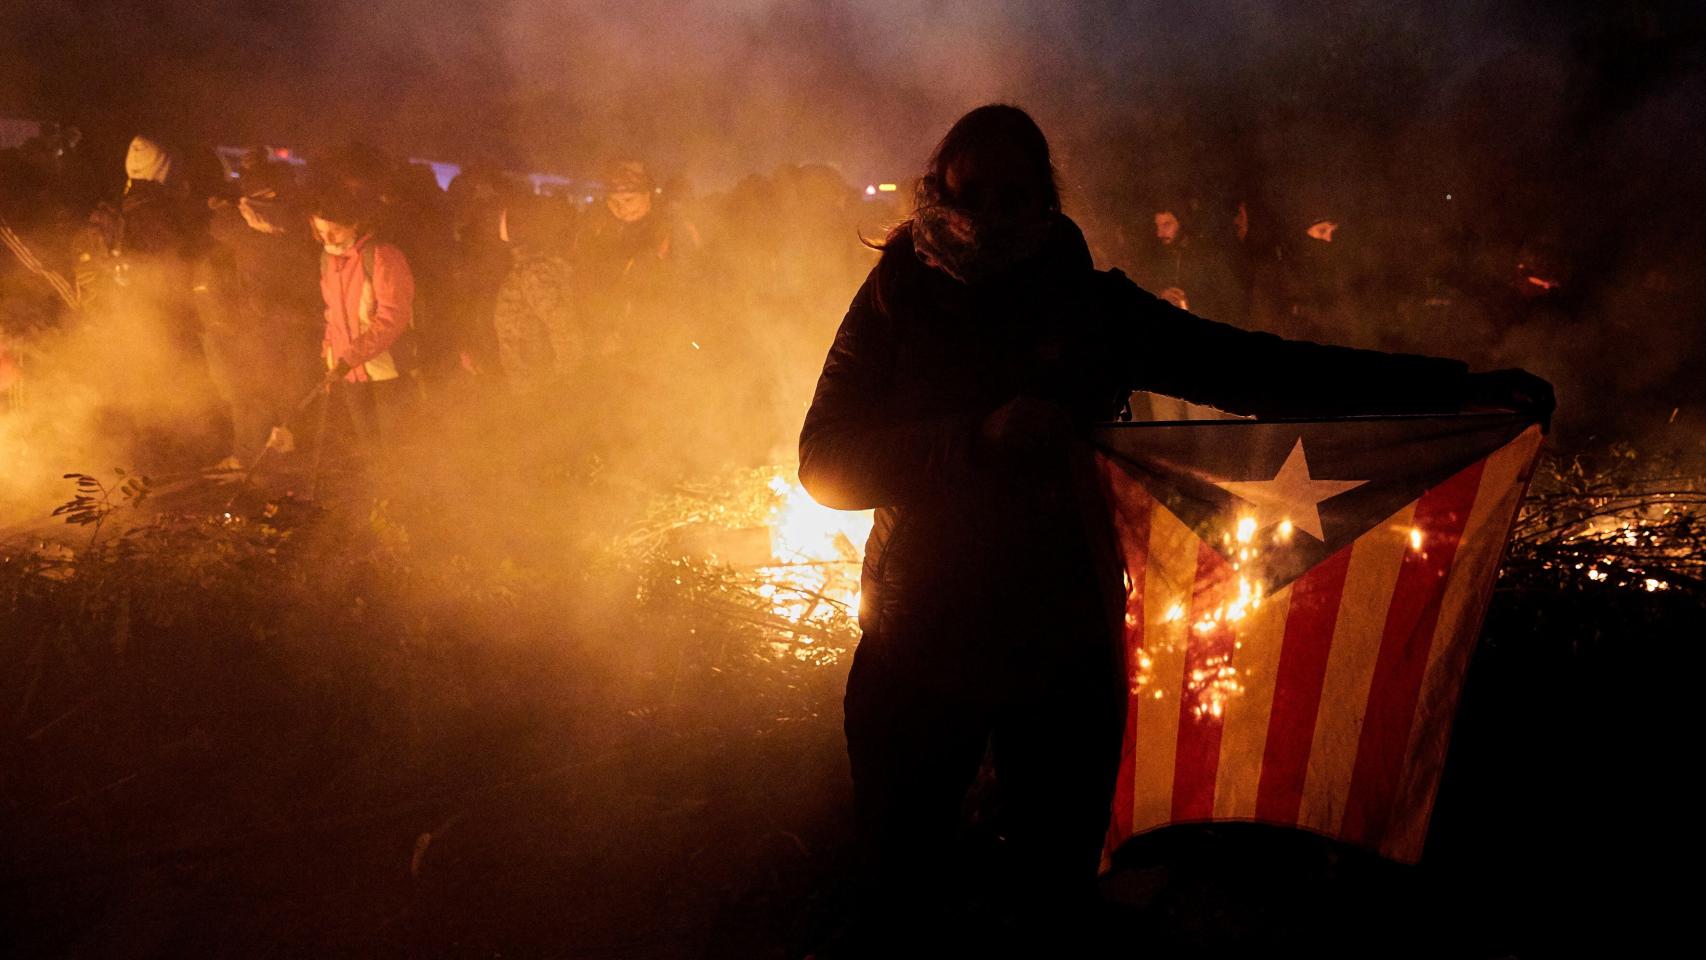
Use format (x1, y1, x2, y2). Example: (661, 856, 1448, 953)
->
(1172, 542, 1235, 822)
(1101, 464, 1153, 846)
(1339, 460, 1486, 847)
(1255, 544, 1354, 824)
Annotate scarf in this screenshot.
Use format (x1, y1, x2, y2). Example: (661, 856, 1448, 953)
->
(909, 176, 1053, 285)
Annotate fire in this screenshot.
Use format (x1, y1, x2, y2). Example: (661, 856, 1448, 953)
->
(623, 464, 874, 655)
(756, 471, 873, 633)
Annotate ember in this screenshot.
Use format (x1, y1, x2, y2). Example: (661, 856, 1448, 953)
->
(1506, 445, 1705, 598)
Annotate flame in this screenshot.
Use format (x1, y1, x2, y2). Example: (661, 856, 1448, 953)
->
(756, 471, 874, 634)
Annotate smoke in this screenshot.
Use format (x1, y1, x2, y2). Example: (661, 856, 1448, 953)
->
(2, 0, 1703, 473)
(0, 280, 225, 518)
(0, 7, 1702, 951)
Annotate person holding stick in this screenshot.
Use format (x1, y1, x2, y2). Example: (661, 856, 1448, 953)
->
(310, 189, 418, 458)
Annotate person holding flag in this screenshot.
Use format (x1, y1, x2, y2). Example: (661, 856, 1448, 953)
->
(799, 103, 1551, 955)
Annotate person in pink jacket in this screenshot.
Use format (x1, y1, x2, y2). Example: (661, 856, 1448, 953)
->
(310, 190, 417, 454)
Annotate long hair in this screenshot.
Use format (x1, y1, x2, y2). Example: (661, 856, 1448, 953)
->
(868, 104, 1060, 313)
(920, 104, 1060, 215)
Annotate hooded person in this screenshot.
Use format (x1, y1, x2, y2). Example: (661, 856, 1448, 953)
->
(124, 135, 172, 191)
(77, 135, 200, 287)
(572, 159, 701, 333)
(799, 104, 1553, 955)
(1282, 209, 1355, 342)
(66, 134, 223, 469)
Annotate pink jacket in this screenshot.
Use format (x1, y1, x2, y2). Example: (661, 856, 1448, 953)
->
(321, 236, 414, 383)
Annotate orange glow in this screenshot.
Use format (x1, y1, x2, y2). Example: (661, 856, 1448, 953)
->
(758, 471, 873, 632)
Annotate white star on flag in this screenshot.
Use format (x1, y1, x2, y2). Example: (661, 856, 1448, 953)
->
(1214, 438, 1366, 541)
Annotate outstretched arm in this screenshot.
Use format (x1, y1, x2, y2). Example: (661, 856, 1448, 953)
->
(1099, 270, 1552, 424)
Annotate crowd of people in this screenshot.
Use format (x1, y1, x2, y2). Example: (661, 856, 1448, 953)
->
(0, 117, 1674, 485)
(0, 127, 884, 481)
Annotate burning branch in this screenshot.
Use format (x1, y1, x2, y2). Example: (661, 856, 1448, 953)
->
(620, 465, 871, 658)
(1504, 444, 1704, 598)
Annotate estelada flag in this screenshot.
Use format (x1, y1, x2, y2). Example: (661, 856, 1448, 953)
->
(1093, 413, 1543, 863)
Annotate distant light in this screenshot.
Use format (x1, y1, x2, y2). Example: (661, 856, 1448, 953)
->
(274, 147, 290, 159)
(409, 158, 461, 191)
(865, 185, 876, 196)
(877, 182, 898, 192)
(690, 341, 701, 350)
(1409, 527, 1424, 551)
(1445, 193, 1452, 200)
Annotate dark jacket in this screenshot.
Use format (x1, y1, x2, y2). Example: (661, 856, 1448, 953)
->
(208, 197, 321, 332)
(799, 214, 1468, 694)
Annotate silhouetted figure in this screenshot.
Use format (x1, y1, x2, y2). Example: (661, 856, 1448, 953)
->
(445, 164, 512, 377)
(73, 135, 224, 469)
(200, 156, 321, 469)
(1130, 202, 1238, 326)
(573, 159, 698, 360)
(492, 196, 579, 392)
(799, 104, 1552, 955)
(571, 159, 702, 466)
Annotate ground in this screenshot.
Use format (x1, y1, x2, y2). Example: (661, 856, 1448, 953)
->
(0, 423, 1691, 959)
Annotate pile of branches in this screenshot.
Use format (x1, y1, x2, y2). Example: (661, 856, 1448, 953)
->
(1503, 443, 1704, 599)
(617, 466, 862, 663)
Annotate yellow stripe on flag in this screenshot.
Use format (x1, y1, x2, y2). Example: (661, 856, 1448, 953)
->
(1212, 580, 1295, 820)
(1381, 428, 1542, 859)
(1128, 504, 1200, 835)
(1298, 502, 1418, 835)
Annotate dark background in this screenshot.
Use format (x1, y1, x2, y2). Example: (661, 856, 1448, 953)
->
(4, 0, 1702, 437)
(1, 3, 1700, 956)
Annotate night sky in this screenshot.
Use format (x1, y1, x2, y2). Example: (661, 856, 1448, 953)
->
(3, 0, 1700, 194)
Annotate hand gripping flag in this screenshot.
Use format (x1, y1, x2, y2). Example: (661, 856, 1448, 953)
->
(1093, 413, 1542, 863)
